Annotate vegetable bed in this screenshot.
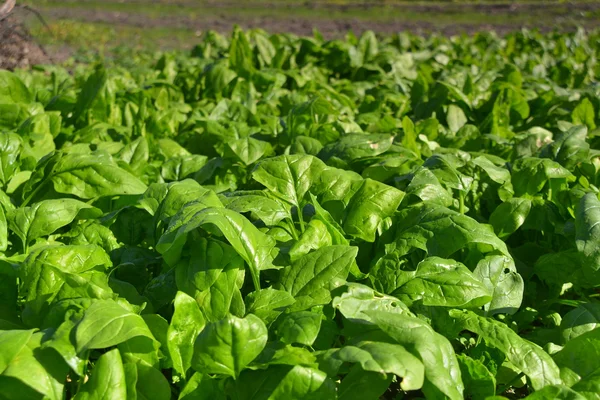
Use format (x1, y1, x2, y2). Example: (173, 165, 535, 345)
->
(1, 27, 600, 399)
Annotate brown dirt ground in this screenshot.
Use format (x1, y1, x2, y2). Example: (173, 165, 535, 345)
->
(42, 3, 600, 38)
(0, 15, 50, 69)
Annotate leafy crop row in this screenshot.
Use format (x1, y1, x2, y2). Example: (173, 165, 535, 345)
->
(1, 27, 600, 399)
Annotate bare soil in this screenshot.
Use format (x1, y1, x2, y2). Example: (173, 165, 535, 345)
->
(0, 15, 50, 69)
(43, 2, 599, 38)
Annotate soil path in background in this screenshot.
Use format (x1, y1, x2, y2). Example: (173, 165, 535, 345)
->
(42, 1, 600, 37)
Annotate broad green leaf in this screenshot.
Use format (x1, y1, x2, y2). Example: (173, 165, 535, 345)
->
(75, 299, 154, 352)
(20, 244, 113, 326)
(489, 197, 532, 239)
(279, 245, 358, 310)
(252, 154, 326, 209)
(74, 349, 127, 400)
(341, 178, 404, 242)
(276, 311, 322, 346)
(474, 255, 524, 316)
(367, 310, 464, 400)
(245, 287, 296, 325)
(119, 136, 149, 172)
(572, 98, 596, 130)
(393, 257, 492, 308)
(161, 155, 208, 181)
(338, 365, 391, 400)
(178, 372, 225, 400)
(0, 133, 21, 187)
(9, 199, 101, 248)
(192, 313, 267, 378)
(222, 193, 291, 226)
(554, 326, 600, 394)
(234, 364, 336, 400)
(118, 335, 161, 369)
(320, 134, 394, 162)
(457, 354, 496, 399)
(511, 157, 573, 197)
(0, 331, 68, 400)
(288, 219, 332, 261)
(0, 330, 34, 374)
(24, 152, 147, 203)
(158, 207, 276, 290)
(41, 313, 86, 376)
(175, 238, 244, 322)
(447, 104, 467, 133)
(377, 203, 510, 265)
(332, 283, 410, 323)
(451, 310, 561, 390)
(168, 291, 206, 379)
(541, 125, 590, 170)
(0, 71, 32, 103)
(561, 303, 600, 343)
(524, 385, 586, 400)
(130, 362, 172, 400)
(319, 341, 424, 391)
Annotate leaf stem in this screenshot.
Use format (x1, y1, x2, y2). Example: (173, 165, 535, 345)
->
(297, 203, 305, 233)
(21, 179, 49, 207)
(497, 372, 525, 395)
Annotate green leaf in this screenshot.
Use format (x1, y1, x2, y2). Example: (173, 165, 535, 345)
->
(489, 197, 532, 239)
(178, 372, 225, 400)
(366, 310, 464, 400)
(252, 154, 326, 209)
(447, 104, 467, 133)
(393, 257, 492, 308)
(332, 283, 410, 323)
(554, 326, 600, 393)
(161, 155, 208, 181)
(168, 291, 206, 379)
(511, 157, 573, 197)
(338, 365, 391, 400)
(319, 341, 424, 391)
(74, 349, 127, 400)
(245, 287, 296, 325)
(561, 303, 600, 343)
(0, 71, 32, 103)
(9, 199, 101, 248)
(229, 26, 255, 79)
(130, 362, 172, 400)
(234, 364, 336, 400)
(474, 255, 523, 316)
(288, 219, 332, 261)
(192, 313, 267, 378)
(24, 152, 147, 203)
(276, 311, 322, 346)
(572, 98, 596, 130)
(377, 203, 510, 264)
(41, 314, 87, 376)
(0, 133, 21, 187)
(157, 207, 276, 291)
(0, 331, 68, 400)
(541, 125, 590, 170)
(524, 385, 586, 400)
(175, 238, 244, 322)
(75, 299, 154, 352)
(279, 245, 358, 310)
(222, 193, 291, 226)
(457, 354, 496, 399)
(451, 310, 561, 390)
(341, 178, 404, 242)
(20, 244, 113, 326)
